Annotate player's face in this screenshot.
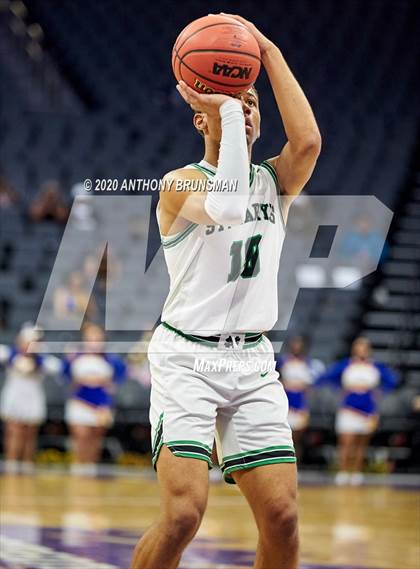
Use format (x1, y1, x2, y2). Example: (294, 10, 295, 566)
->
(234, 88, 261, 145)
(195, 87, 261, 146)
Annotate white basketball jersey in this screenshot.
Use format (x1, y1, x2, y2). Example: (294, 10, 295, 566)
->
(159, 160, 285, 334)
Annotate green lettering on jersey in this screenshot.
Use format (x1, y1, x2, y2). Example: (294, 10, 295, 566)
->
(245, 208, 255, 223)
(260, 203, 269, 220)
(227, 234, 262, 282)
(227, 240, 243, 282)
(241, 234, 262, 278)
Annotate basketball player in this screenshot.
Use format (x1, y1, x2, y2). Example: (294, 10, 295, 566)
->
(130, 14, 321, 569)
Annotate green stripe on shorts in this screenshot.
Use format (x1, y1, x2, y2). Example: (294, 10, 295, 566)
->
(223, 457, 297, 484)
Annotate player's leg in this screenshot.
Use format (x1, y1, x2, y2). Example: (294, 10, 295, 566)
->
(132, 324, 219, 568)
(130, 445, 209, 569)
(217, 338, 298, 568)
(232, 463, 299, 569)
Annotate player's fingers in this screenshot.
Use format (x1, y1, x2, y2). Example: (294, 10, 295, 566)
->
(176, 84, 200, 111)
(176, 84, 190, 104)
(177, 82, 196, 103)
(176, 87, 197, 111)
(219, 13, 255, 31)
(179, 80, 199, 101)
(219, 12, 249, 24)
(179, 81, 203, 109)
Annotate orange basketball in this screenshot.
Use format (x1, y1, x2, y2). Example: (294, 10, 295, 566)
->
(172, 15, 261, 95)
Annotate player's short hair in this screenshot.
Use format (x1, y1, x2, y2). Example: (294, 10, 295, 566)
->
(249, 85, 258, 99)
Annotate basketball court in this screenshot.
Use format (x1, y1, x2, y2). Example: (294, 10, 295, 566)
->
(1, 469, 418, 569)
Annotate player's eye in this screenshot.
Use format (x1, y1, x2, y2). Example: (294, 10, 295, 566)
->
(247, 99, 255, 107)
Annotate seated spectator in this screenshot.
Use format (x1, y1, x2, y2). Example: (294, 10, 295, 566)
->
(29, 180, 69, 223)
(70, 182, 97, 231)
(338, 214, 388, 270)
(0, 175, 19, 210)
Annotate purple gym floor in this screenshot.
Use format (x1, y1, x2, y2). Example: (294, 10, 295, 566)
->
(0, 523, 393, 569)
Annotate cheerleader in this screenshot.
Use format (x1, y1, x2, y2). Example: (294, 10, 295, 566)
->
(316, 337, 397, 485)
(0, 323, 61, 474)
(276, 336, 324, 457)
(63, 323, 126, 476)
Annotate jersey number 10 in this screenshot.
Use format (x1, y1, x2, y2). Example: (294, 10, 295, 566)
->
(227, 234, 262, 282)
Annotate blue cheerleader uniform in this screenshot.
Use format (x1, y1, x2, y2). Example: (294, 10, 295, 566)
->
(316, 358, 397, 434)
(63, 353, 126, 428)
(276, 354, 324, 431)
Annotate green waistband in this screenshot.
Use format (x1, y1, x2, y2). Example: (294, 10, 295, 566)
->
(161, 322, 263, 347)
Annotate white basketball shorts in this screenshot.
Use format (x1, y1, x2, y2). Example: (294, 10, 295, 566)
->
(148, 323, 296, 484)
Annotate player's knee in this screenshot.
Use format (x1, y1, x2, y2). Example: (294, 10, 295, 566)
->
(164, 503, 204, 543)
(260, 500, 299, 542)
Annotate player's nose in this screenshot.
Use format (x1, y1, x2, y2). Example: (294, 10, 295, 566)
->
(242, 100, 252, 116)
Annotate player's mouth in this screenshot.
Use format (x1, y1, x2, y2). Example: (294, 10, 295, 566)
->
(245, 119, 253, 134)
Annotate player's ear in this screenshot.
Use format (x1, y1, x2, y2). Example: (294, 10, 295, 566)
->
(193, 112, 207, 137)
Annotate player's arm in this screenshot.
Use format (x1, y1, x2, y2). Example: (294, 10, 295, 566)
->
(159, 169, 214, 227)
(160, 82, 251, 229)
(221, 14, 321, 197)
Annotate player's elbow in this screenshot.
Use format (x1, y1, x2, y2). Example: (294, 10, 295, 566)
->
(296, 131, 322, 159)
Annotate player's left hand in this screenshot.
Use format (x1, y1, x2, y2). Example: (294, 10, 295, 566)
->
(218, 13, 274, 57)
(176, 80, 232, 115)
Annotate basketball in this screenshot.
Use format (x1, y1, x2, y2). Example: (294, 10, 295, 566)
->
(172, 15, 261, 95)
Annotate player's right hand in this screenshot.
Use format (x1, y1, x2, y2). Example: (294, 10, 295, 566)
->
(176, 80, 235, 116)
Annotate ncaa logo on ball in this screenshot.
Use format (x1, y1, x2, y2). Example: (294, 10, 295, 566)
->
(212, 63, 252, 79)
